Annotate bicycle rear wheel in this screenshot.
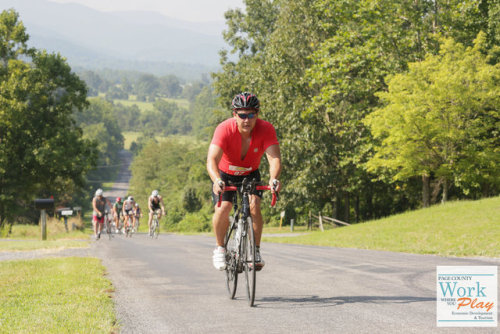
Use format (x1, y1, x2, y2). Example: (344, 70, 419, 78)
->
(224, 220, 238, 299)
(243, 216, 256, 306)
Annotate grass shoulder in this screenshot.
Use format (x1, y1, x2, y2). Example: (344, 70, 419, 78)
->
(263, 196, 500, 258)
(0, 257, 116, 333)
(0, 219, 90, 252)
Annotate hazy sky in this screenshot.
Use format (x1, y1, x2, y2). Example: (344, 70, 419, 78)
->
(49, 0, 245, 22)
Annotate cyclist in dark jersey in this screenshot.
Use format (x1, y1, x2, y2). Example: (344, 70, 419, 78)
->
(92, 188, 112, 240)
(207, 92, 282, 270)
(134, 203, 142, 232)
(113, 197, 123, 232)
(148, 190, 165, 233)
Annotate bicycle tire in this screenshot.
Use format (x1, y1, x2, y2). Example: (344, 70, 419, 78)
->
(243, 216, 256, 306)
(106, 219, 112, 240)
(224, 219, 238, 299)
(125, 217, 131, 238)
(154, 219, 159, 239)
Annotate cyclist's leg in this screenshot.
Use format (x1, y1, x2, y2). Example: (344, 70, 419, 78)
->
(213, 201, 233, 247)
(95, 217, 104, 238)
(92, 217, 97, 237)
(249, 195, 263, 246)
(148, 211, 153, 231)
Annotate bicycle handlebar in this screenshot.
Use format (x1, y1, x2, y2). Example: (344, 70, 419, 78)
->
(217, 185, 277, 207)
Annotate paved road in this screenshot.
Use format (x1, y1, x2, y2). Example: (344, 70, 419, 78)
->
(106, 149, 132, 202)
(90, 149, 500, 333)
(92, 233, 499, 334)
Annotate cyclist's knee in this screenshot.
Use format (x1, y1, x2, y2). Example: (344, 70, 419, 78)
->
(215, 201, 232, 215)
(249, 197, 262, 214)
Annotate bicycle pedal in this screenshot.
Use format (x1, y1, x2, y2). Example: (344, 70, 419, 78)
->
(249, 263, 264, 271)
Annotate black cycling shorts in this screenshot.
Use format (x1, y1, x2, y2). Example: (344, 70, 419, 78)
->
(211, 170, 263, 205)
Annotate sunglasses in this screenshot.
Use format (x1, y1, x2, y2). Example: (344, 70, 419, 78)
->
(235, 112, 258, 119)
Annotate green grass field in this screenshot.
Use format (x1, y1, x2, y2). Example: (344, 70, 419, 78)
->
(0, 220, 90, 251)
(263, 196, 500, 257)
(0, 257, 116, 333)
(123, 131, 207, 150)
(114, 96, 190, 112)
(122, 131, 140, 150)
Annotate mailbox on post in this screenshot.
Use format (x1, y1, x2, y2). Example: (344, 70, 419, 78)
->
(34, 198, 54, 240)
(35, 199, 54, 210)
(58, 208, 73, 232)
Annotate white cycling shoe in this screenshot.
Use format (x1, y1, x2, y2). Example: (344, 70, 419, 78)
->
(212, 246, 226, 271)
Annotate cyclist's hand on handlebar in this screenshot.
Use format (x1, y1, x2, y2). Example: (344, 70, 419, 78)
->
(270, 179, 281, 193)
(213, 178, 225, 194)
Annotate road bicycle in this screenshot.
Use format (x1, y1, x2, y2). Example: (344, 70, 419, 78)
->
(150, 210, 160, 239)
(124, 212, 134, 238)
(218, 178, 277, 307)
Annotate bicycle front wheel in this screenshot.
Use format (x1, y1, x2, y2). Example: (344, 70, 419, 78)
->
(106, 220, 112, 240)
(224, 221, 238, 299)
(243, 216, 256, 306)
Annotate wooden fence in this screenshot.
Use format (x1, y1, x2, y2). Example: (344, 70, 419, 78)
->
(308, 211, 350, 231)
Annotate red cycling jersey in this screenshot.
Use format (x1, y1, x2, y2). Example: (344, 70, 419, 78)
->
(211, 118, 279, 176)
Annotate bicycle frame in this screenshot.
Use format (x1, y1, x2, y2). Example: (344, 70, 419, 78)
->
(150, 209, 160, 239)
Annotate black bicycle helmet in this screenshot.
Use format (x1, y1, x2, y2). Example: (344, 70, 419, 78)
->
(231, 92, 260, 111)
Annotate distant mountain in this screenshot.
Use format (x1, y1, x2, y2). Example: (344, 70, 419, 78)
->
(0, 0, 229, 80)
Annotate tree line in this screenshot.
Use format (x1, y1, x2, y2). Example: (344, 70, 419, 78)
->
(77, 68, 211, 103)
(212, 0, 499, 223)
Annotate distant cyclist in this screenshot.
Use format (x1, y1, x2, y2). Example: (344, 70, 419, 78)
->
(148, 190, 165, 233)
(122, 196, 136, 231)
(92, 188, 112, 240)
(134, 203, 142, 232)
(207, 92, 281, 270)
(113, 197, 123, 232)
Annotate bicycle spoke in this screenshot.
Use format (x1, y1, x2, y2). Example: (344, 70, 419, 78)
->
(243, 216, 256, 306)
(224, 219, 238, 299)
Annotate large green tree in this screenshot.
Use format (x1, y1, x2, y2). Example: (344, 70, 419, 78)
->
(365, 33, 500, 205)
(302, 0, 437, 220)
(0, 10, 97, 226)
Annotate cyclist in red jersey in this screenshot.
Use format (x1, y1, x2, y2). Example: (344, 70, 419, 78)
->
(207, 92, 282, 270)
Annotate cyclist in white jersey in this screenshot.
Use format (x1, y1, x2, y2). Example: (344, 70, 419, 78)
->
(122, 196, 136, 231)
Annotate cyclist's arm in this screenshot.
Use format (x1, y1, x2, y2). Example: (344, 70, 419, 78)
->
(148, 197, 153, 212)
(159, 197, 166, 214)
(265, 144, 282, 192)
(207, 144, 224, 193)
